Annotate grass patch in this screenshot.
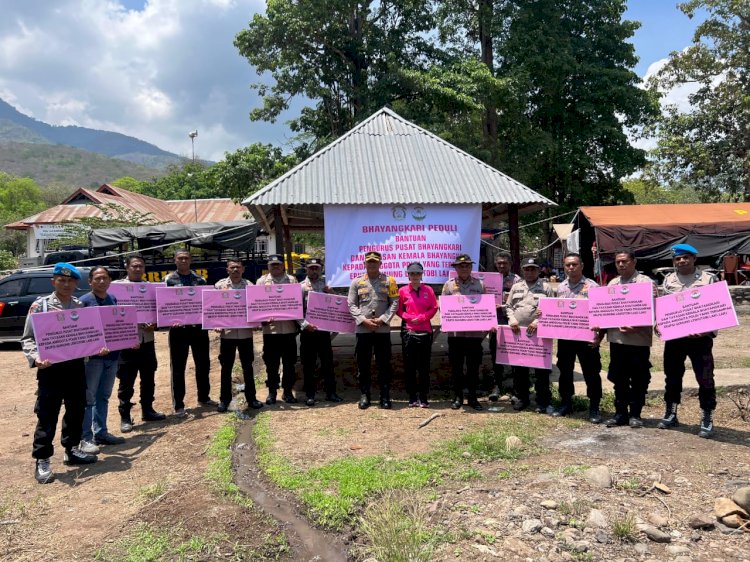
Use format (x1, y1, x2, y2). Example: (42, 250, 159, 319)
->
(138, 480, 169, 502)
(558, 498, 590, 517)
(561, 464, 591, 477)
(611, 512, 637, 542)
(253, 413, 542, 529)
(615, 476, 641, 491)
(205, 413, 253, 508)
(95, 523, 220, 562)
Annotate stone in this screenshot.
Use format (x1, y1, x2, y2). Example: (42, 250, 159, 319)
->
(583, 465, 613, 488)
(638, 524, 672, 543)
(633, 543, 649, 555)
(505, 435, 522, 451)
(714, 497, 749, 519)
(654, 482, 672, 494)
(462, 451, 472, 459)
(691, 531, 702, 542)
(513, 505, 531, 517)
(720, 514, 745, 529)
(540, 500, 558, 510)
(715, 521, 736, 535)
(572, 540, 590, 553)
(732, 486, 750, 513)
(688, 514, 715, 530)
(472, 544, 500, 557)
(541, 527, 555, 538)
(647, 512, 668, 527)
(522, 519, 543, 533)
(587, 509, 608, 529)
(667, 545, 691, 556)
(596, 531, 609, 544)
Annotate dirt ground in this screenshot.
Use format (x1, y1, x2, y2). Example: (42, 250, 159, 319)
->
(1, 318, 749, 560)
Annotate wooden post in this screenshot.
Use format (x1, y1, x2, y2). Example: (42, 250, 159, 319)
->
(273, 205, 285, 255)
(508, 204, 520, 273)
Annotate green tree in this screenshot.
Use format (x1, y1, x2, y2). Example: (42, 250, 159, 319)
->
(0, 172, 46, 256)
(648, 0, 750, 201)
(136, 161, 218, 200)
(622, 178, 703, 205)
(110, 176, 148, 192)
(234, 0, 435, 149)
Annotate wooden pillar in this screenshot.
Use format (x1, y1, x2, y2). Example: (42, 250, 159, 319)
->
(273, 205, 285, 256)
(508, 204, 520, 273)
(283, 223, 294, 274)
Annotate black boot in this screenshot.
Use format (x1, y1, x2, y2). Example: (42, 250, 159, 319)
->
(588, 401, 602, 424)
(142, 403, 166, 422)
(552, 401, 573, 417)
(657, 402, 679, 429)
(698, 408, 714, 438)
(358, 393, 371, 410)
(606, 401, 629, 427)
(629, 404, 644, 428)
(451, 393, 463, 410)
(467, 393, 483, 411)
(379, 386, 392, 409)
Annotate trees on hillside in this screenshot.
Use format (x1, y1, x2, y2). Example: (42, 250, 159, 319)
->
(0, 172, 45, 257)
(649, 0, 750, 201)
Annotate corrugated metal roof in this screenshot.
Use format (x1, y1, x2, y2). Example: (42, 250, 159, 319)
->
(167, 199, 249, 223)
(243, 107, 554, 207)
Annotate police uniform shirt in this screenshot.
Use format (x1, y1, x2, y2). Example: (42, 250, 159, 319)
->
(556, 276, 599, 299)
(214, 277, 254, 340)
(164, 270, 207, 287)
(606, 273, 654, 347)
(256, 272, 300, 335)
(662, 269, 716, 294)
(506, 278, 555, 327)
(112, 278, 156, 344)
(441, 275, 486, 338)
(300, 275, 329, 331)
(21, 292, 84, 368)
(347, 273, 399, 334)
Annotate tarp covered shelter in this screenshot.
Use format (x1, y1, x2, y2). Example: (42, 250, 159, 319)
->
(575, 203, 750, 261)
(89, 221, 259, 252)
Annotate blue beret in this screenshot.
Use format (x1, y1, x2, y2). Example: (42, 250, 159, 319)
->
(52, 262, 81, 280)
(671, 244, 698, 257)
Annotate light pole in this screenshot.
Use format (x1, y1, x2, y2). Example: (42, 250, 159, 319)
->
(188, 130, 198, 162)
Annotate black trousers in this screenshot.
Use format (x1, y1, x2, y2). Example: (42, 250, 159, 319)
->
(489, 310, 509, 387)
(513, 367, 552, 407)
(32, 359, 86, 459)
(169, 326, 211, 410)
(219, 337, 257, 406)
(402, 331, 433, 400)
(664, 336, 716, 410)
(262, 333, 298, 392)
(117, 341, 158, 416)
(355, 332, 392, 395)
(300, 330, 335, 397)
(607, 342, 651, 417)
(556, 339, 603, 408)
(447, 336, 483, 398)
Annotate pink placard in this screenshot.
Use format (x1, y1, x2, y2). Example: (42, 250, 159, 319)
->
(202, 289, 261, 329)
(31, 307, 106, 363)
(537, 298, 595, 342)
(305, 291, 355, 333)
(449, 271, 504, 305)
(98, 305, 139, 351)
(109, 282, 161, 324)
(655, 281, 739, 341)
(156, 286, 207, 327)
(246, 284, 304, 322)
(495, 326, 553, 369)
(439, 294, 497, 331)
(587, 282, 654, 329)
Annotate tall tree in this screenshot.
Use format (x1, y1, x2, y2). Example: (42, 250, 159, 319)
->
(0, 172, 46, 256)
(649, 0, 750, 201)
(234, 0, 435, 149)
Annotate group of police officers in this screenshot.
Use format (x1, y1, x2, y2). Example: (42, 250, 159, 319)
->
(22, 243, 721, 484)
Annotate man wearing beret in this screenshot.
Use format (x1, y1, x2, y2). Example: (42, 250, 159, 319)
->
(21, 263, 98, 484)
(256, 254, 301, 405)
(658, 244, 718, 438)
(300, 258, 342, 406)
(506, 258, 555, 413)
(442, 254, 487, 410)
(348, 251, 399, 409)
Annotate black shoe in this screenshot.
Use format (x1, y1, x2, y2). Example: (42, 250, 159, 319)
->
(266, 392, 277, 405)
(95, 432, 126, 445)
(588, 409, 603, 424)
(629, 417, 644, 428)
(325, 393, 344, 403)
(535, 405, 554, 415)
(249, 399, 264, 409)
(379, 397, 392, 409)
(306, 397, 315, 407)
(217, 402, 229, 413)
(467, 399, 483, 411)
(451, 396, 462, 410)
(199, 399, 218, 407)
(606, 413, 629, 427)
(282, 392, 298, 404)
(657, 403, 679, 429)
(552, 403, 573, 417)
(35, 458, 54, 484)
(64, 447, 97, 465)
(488, 385, 500, 402)
(142, 409, 166, 422)
(120, 416, 133, 433)
(358, 394, 370, 410)
(513, 400, 530, 412)
(698, 408, 714, 438)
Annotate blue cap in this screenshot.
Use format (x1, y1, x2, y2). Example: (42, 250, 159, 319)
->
(52, 262, 81, 280)
(671, 244, 698, 257)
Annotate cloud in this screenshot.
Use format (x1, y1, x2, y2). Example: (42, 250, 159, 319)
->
(0, 0, 290, 162)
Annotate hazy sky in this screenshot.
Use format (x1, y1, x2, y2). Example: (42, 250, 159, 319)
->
(0, 0, 703, 162)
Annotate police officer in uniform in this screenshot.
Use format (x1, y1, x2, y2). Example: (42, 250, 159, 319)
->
(113, 255, 166, 433)
(22, 263, 98, 484)
(442, 254, 486, 411)
(507, 258, 555, 413)
(552, 252, 603, 423)
(488, 251, 522, 401)
(214, 259, 264, 412)
(300, 258, 342, 406)
(658, 243, 718, 438)
(257, 254, 300, 404)
(348, 251, 399, 409)
(164, 249, 213, 416)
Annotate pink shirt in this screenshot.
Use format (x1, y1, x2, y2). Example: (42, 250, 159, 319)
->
(397, 284, 438, 332)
